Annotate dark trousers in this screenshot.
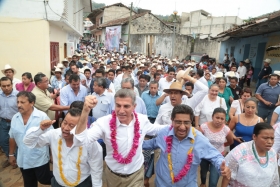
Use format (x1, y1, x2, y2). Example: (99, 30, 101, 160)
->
(238, 78, 245, 89)
(20, 163, 53, 187)
(200, 159, 219, 187)
(0, 119, 10, 157)
(148, 117, 156, 124)
(51, 176, 92, 187)
(246, 78, 251, 87)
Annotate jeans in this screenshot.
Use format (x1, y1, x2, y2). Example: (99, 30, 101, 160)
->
(258, 105, 274, 125)
(200, 159, 220, 187)
(0, 119, 11, 157)
(255, 78, 268, 92)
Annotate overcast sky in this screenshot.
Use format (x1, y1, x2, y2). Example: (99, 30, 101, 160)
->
(94, 0, 280, 19)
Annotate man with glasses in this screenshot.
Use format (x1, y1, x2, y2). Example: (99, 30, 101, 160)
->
(143, 104, 231, 186)
(32, 73, 69, 121)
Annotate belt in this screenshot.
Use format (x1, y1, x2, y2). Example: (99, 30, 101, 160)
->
(0, 118, 11, 123)
(107, 166, 136, 178)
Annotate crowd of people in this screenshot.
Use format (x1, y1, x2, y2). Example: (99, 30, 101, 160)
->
(1, 46, 280, 187)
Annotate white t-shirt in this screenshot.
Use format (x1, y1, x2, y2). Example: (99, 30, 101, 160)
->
(194, 95, 227, 125)
(158, 77, 174, 92)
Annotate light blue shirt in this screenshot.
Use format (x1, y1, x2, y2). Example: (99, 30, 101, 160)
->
(141, 91, 161, 118)
(0, 89, 19, 120)
(143, 126, 224, 187)
(9, 108, 52, 169)
(273, 106, 280, 124)
(51, 77, 66, 89)
(60, 84, 88, 110)
(91, 90, 115, 119)
(135, 96, 147, 115)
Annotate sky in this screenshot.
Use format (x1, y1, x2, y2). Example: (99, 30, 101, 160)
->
(94, 0, 280, 19)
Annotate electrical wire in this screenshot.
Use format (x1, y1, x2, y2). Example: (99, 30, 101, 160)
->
(47, 2, 65, 19)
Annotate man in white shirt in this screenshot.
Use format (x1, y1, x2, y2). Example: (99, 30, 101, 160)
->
(237, 61, 247, 89)
(193, 69, 208, 94)
(158, 67, 175, 92)
(72, 89, 165, 187)
(23, 108, 103, 187)
(155, 74, 208, 126)
(224, 65, 240, 86)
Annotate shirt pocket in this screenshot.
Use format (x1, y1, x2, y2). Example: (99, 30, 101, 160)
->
(100, 101, 109, 113)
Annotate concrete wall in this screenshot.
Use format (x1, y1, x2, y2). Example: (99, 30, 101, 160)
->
(0, 17, 50, 78)
(103, 6, 135, 23)
(194, 38, 221, 59)
(130, 13, 172, 34)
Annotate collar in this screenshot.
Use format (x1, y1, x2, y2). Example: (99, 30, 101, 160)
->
(0, 89, 18, 97)
(69, 85, 81, 92)
(267, 82, 279, 88)
(14, 107, 40, 118)
(116, 112, 136, 127)
(167, 126, 195, 141)
(148, 91, 159, 96)
(34, 86, 48, 95)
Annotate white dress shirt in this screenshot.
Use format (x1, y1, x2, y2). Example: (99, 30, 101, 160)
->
(23, 127, 103, 187)
(158, 77, 175, 92)
(72, 113, 165, 175)
(135, 96, 147, 115)
(237, 66, 247, 78)
(155, 80, 208, 126)
(193, 76, 208, 94)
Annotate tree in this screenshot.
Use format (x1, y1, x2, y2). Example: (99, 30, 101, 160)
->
(92, 1, 105, 10)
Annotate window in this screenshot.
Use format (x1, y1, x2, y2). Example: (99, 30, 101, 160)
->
(100, 17, 103, 24)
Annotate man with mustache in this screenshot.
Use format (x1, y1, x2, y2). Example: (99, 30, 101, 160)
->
(24, 108, 103, 187)
(9, 91, 53, 186)
(0, 77, 18, 168)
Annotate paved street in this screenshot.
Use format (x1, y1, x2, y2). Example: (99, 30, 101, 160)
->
(0, 151, 223, 187)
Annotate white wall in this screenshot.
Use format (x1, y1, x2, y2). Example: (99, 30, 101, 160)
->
(0, 0, 63, 21)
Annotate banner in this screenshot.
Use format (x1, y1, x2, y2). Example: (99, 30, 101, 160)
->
(105, 26, 121, 51)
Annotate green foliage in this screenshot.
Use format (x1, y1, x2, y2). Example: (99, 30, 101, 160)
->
(155, 14, 181, 23)
(92, 1, 105, 10)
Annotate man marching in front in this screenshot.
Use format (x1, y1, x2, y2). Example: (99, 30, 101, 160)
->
(23, 108, 103, 187)
(73, 89, 165, 187)
(143, 104, 231, 187)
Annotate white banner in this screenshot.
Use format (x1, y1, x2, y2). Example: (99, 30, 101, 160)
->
(105, 26, 121, 51)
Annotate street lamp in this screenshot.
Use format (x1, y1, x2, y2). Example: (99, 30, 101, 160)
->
(172, 10, 178, 58)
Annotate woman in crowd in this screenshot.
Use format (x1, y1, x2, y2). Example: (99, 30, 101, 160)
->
(222, 123, 279, 187)
(194, 84, 227, 128)
(15, 72, 35, 92)
(229, 98, 263, 150)
(246, 66, 253, 87)
(218, 77, 234, 122)
(229, 88, 252, 120)
(199, 108, 234, 187)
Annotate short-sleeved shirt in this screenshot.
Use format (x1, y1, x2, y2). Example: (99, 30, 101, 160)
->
(32, 86, 55, 120)
(256, 83, 280, 109)
(231, 100, 243, 116)
(228, 85, 242, 100)
(200, 122, 230, 153)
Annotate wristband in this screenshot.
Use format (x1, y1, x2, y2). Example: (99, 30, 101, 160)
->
(9, 154, 14, 157)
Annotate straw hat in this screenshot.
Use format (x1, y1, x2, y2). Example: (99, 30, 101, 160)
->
(163, 81, 188, 95)
(227, 71, 236, 77)
(62, 58, 68, 62)
(53, 67, 62, 73)
(263, 58, 271, 63)
(157, 65, 162, 71)
(139, 64, 145, 68)
(55, 63, 64, 69)
(274, 70, 280, 76)
(214, 72, 224, 78)
(244, 59, 250, 64)
(1, 64, 16, 75)
(176, 67, 192, 83)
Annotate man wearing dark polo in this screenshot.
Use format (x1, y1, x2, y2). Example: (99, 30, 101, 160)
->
(256, 74, 280, 124)
(255, 58, 272, 92)
(228, 77, 242, 100)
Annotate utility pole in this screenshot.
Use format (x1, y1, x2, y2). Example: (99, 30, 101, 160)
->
(127, 2, 133, 51)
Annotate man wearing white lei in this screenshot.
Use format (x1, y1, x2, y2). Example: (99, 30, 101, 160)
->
(24, 108, 103, 187)
(73, 89, 166, 187)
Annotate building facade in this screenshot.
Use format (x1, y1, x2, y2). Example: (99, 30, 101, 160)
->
(0, 0, 91, 78)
